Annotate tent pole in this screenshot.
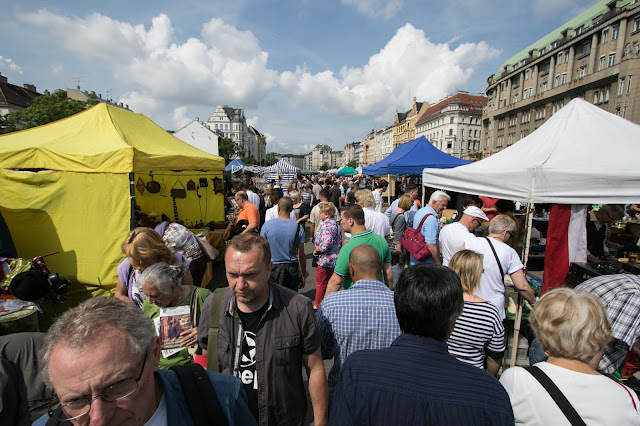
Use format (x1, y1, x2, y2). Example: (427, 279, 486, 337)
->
(387, 174, 391, 206)
(510, 202, 535, 368)
(129, 172, 135, 231)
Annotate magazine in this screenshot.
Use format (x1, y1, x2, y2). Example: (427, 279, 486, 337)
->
(153, 305, 191, 358)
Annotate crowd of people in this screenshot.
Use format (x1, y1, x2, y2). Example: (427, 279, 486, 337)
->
(2, 174, 640, 425)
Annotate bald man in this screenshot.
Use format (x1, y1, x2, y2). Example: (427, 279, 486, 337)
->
(315, 244, 401, 402)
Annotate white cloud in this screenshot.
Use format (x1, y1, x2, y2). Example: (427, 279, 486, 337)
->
(0, 56, 23, 74)
(17, 10, 278, 108)
(342, 0, 404, 19)
(171, 106, 192, 130)
(279, 24, 500, 122)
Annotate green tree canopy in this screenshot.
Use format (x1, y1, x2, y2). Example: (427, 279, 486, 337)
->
(0, 89, 99, 134)
(346, 160, 357, 168)
(218, 138, 245, 165)
(265, 152, 278, 166)
(320, 162, 329, 171)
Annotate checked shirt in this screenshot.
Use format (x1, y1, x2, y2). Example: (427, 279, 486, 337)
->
(576, 274, 640, 373)
(316, 279, 401, 399)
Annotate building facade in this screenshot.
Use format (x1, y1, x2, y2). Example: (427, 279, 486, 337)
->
(331, 151, 345, 168)
(276, 154, 305, 169)
(311, 144, 333, 170)
(483, 0, 640, 156)
(304, 153, 313, 170)
(0, 73, 40, 116)
(392, 97, 429, 149)
(415, 92, 486, 159)
(207, 105, 260, 160)
(173, 120, 219, 156)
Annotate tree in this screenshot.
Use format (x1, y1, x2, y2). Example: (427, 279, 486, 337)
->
(346, 160, 357, 168)
(265, 152, 278, 166)
(320, 162, 329, 171)
(0, 89, 98, 134)
(241, 156, 257, 165)
(218, 137, 245, 164)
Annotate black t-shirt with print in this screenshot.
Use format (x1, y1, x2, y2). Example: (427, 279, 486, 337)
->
(236, 301, 268, 422)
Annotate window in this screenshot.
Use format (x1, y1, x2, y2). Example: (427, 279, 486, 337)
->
(557, 52, 563, 64)
(565, 50, 570, 63)
(561, 73, 567, 85)
(623, 106, 628, 119)
(513, 93, 519, 102)
(594, 90, 599, 104)
(613, 26, 619, 40)
(634, 17, 640, 33)
(525, 69, 530, 80)
(605, 87, 610, 101)
(602, 29, 609, 44)
(447, 141, 452, 149)
(555, 75, 560, 87)
(619, 77, 626, 96)
(608, 54, 616, 67)
(628, 76, 633, 94)
(529, 87, 533, 97)
(450, 117, 454, 124)
(599, 56, 606, 71)
(578, 64, 588, 78)
(449, 129, 453, 135)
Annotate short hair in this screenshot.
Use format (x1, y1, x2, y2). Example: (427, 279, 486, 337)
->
(531, 288, 611, 363)
(405, 184, 418, 194)
(355, 189, 376, 208)
(349, 244, 381, 278)
(235, 191, 249, 201)
(488, 214, 516, 234)
(376, 179, 388, 189)
(496, 199, 516, 214)
(139, 262, 181, 294)
(227, 233, 271, 267)
(271, 188, 284, 201)
(341, 204, 365, 226)
(319, 188, 331, 200)
(600, 204, 624, 221)
(448, 250, 484, 295)
(472, 196, 483, 208)
(318, 202, 336, 217)
(278, 196, 294, 214)
(289, 191, 301, 202)
(394, 264, 463, 341)
(237, 182, 248, 190)
(42, 297, 154, 385)
(397, 194, 414, 211)
(122, 227, 173, 270)
(429, 190, 450, 204)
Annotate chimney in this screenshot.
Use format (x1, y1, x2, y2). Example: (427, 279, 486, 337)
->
(23, 83, 37, 92)
(44, 90, 50, 96)
(91, 91, 96, 96)
(125, 104, 129, 110)
(0, 72, 7, 83)
(99, 93, 102, 99)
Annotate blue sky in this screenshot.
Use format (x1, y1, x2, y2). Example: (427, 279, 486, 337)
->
(1, 0, 597, 154)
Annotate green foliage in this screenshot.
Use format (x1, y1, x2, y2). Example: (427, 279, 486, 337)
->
(0, 89, 96, 134)
(242, 156, 257, 165)
(346, 160, 357, 168)
(468, 152, 484, 161)
(265, 152, 278, 166)
(218, 137, 245, 164)
(320, 162, 329, 171)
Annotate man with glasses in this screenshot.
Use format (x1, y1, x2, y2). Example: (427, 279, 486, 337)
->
(34, 297, 254, 425)
(439, 206, 488, 267)
(463, 215, 537, 320)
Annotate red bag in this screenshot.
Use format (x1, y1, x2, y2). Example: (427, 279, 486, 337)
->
(400, 214, 433, 261)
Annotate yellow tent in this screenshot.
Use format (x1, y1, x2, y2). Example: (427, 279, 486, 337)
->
(0, 103, 225, 301)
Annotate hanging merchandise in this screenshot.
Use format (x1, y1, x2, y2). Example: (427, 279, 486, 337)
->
(173, 197, 179, 223)
(187, 179, 196, 191)
(146, 173, 161, 194)
(170, 179, 187, 199)
(136, 177, 145, 195)
(212, 177, 223, 194)
(199, 178, 208, 187)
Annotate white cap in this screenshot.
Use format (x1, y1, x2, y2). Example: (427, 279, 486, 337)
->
(463, 206, 489, 222)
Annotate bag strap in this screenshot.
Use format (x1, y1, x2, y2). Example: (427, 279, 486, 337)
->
(171, 363, 228, 426)
(414, 213, 432, 231)
(484, 237, 505, 279)
(523, 366, 587, 426)
(289, 224, 301, 262)
(189, 287, 199, 327)
(206, 288, 226, 372)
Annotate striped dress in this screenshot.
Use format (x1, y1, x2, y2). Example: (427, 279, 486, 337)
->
(447, 300, 505, 369)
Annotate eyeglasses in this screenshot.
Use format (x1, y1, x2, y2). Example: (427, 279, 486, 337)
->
(48, 351, 148, 421)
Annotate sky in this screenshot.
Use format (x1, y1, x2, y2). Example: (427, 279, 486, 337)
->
(1, 0, 598, 154)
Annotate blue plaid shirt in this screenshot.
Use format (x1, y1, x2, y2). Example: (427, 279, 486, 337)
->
(316, 279, 401, 398)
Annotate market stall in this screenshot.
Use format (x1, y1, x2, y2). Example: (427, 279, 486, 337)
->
(0, 103, 224, 298)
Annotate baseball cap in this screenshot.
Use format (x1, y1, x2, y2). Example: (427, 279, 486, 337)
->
(464, 206, 489, 222)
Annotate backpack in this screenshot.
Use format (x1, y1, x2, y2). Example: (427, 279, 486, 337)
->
(399, 213, 433, 261)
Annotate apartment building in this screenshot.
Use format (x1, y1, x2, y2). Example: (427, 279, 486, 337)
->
(392, 97, 429, 149)
(483, 0, 640, 155)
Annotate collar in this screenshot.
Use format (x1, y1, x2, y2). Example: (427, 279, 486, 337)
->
(423, 204, 438, 216)
(351, 279, 391, 291)
(350, 230, 373, 239)
(391, 333, 450, 352)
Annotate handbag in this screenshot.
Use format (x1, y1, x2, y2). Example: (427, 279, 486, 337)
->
(400, 213, 432, 261)
(170, 180, 187, 199)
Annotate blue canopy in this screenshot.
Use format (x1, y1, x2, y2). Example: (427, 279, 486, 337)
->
(363, 136, 470, 176)
(225, 158, 246, 172)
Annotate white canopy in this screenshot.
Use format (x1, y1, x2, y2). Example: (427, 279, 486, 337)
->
(422, 98, 640, 204)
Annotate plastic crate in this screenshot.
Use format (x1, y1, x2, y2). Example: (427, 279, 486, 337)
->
(616, 352, 640, 379)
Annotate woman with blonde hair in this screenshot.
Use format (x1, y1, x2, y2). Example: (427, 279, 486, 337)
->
(115, 227, 193, 308)
(313, 202, 342, 308)
(447, 250, 505, 376)
(500, 288, 640, 424)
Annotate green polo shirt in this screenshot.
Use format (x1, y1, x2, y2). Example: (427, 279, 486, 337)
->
(334, 230, 392, 289)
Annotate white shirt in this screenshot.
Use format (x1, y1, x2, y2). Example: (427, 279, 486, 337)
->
(440, 222, 475, 266)
(144, 392, 168, 426)
(372, 190, 383, 213)
(363, 207, 390, 238)
(500, 362, 640, 425)
(246, 189, 260, 209)
(264, 205, 296, 222)
(464, 236, 523, 319)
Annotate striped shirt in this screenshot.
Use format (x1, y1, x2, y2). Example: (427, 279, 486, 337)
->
(447, 301, 505, 369)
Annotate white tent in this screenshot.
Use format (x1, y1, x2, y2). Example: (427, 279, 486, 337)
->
(422, 98, 640, 204)
(264, 158, 299, 184)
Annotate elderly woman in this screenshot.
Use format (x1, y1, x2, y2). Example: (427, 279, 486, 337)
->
(500, 288, 640, 424)
(290, 191, 312, 226)
(446, 250, 505, 376)
(313, 202, 342, 308)
(139, 262, 211, 369)
(115, 227, 193, 308)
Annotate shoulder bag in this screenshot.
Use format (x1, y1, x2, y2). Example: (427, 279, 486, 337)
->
(484, 237, 505, 282)
(400, 213, 432, 261)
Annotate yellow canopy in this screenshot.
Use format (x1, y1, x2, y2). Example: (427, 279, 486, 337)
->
(0, 103, 224, 173)
(0, 104, 224, 304)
